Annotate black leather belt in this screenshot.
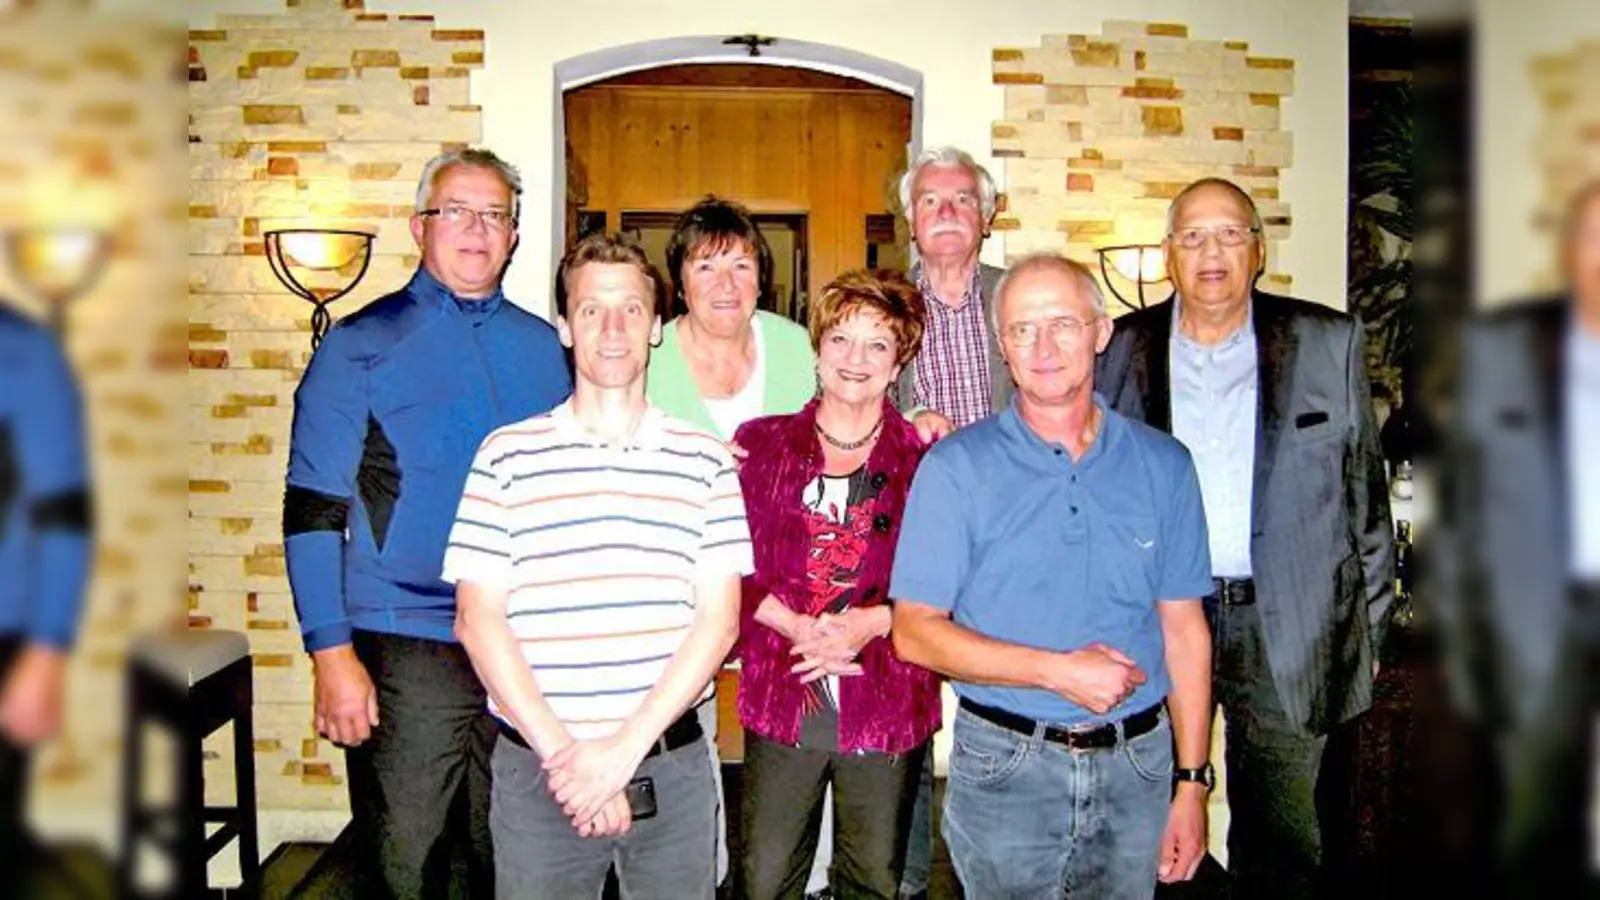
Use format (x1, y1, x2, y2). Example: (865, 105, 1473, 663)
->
(1209, 577, 1256, 606)
(958, 698, 1162, 750)
(497, 709, 703, 759)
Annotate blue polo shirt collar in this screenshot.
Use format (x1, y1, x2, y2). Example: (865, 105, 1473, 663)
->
(999, 391, 1121, 468)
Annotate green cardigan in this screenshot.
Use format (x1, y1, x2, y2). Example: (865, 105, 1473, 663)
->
(646, 310, 818, 439)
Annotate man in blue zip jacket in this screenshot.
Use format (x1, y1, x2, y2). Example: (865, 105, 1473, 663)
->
(284, 147, 571, 899)
(0, 304, 91, 869)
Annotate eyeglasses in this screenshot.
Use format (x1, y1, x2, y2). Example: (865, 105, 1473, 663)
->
(1003, 315, 1097, 347)
(1168, 224, 1258, 249)
(418, 204, 515, 231)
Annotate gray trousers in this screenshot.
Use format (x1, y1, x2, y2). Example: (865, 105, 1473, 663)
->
(491, 733, 717, 899)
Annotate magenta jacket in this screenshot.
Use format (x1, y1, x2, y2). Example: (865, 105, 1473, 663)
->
(732, 397, 942, 754)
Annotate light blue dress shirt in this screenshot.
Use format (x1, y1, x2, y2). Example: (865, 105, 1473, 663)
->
(1170, 303, 1257, 578)
(1568, 323, 1600, 580)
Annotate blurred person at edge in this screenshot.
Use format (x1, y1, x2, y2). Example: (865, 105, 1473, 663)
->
(283, 148, 571, 898)
(1436, 179, 1600, 896)
(0, 302, 91, 867)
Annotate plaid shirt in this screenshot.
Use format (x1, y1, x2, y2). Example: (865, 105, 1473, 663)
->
(912, 266, 993, 429)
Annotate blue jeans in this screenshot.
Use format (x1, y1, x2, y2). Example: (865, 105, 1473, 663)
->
(941, 705, 1172, 899)
(490, 734, 716, 899)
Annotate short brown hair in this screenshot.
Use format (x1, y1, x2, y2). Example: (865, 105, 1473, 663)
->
(665, 195, 774, 315)
(555, 231, 667, 319)
(808, 269, 926, 368)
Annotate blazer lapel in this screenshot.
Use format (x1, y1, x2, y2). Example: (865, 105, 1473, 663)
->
(1251, 294, 1296, 529)
(1140, 300, 1174, 433)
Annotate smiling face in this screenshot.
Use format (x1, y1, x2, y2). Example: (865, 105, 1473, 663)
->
(558, 262, 662, 392)
(409, 163, 517, 298)
(816, 309, 902, 409)
(910, 163, 986, 266)
(1164, 181, 1263, 319)
(679, 238, 760, 339)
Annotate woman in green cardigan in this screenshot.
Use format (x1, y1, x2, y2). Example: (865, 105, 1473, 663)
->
(646, 196, 816, 439)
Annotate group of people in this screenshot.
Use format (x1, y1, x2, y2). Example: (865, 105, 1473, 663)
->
(284, 143, 1396, 900)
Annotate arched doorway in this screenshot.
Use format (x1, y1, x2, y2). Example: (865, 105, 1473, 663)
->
(550, 37, 923, 322)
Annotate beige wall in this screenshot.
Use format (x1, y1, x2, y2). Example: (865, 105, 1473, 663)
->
(194, 0, 1351, 313)
(1478, 0, 1600, 305)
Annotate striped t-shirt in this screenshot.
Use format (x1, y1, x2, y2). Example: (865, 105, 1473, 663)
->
(440, 399, 753, 740)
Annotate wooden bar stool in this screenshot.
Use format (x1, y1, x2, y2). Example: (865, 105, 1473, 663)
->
(118, 629, 259, 899)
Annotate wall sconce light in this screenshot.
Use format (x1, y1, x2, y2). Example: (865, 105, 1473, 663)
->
(1095, 244, 1169, 312)
(6, 227, 112, 333)
(263, 228, 375, 349)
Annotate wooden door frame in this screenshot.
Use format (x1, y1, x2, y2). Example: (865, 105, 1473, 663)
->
(549, 35, 924, 281)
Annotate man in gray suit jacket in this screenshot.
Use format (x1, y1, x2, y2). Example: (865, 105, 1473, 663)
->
(1096, 178, 1394, 899)
(1434, 180, 1600, 895)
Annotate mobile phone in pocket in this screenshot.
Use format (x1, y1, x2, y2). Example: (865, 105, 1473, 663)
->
(625, 776, 657, 820)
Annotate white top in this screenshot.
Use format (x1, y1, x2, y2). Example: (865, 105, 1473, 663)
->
(1568, 324, 1600, 579)
(702, 314, 768, 440)
(440, 400, 754, 739)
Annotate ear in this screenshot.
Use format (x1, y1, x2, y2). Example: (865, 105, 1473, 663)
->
(1093, 312, 1115, 355)
(649, 315, 662, 348)
(557, 315, 573, 350)
(409, 214, 426, 249)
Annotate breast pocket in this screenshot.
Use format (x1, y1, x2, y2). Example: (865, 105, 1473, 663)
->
(1099, 513, 1159, 601)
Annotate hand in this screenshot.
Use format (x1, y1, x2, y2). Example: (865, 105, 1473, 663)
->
(912, 410, 955, 444)
(726, 441, 749, 470)
(0, 644, 67, 746)
(544, 733, 646, 826)
(575, 791, 633, 838)
(1157, 784, 1209, 882)
(801, 609, 882, 658)
(1045, 643, 1145, 714)
(311, 646, 379, 747)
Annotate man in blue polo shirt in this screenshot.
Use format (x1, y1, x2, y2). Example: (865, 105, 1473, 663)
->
(891, 253, 1214, 899)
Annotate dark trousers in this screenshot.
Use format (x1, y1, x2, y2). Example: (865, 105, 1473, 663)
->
(0, 636, 25, 868)
(1493, 583, 1600, 896)
(898, 750, 933, 896)
(345, 630, 496, 900)
(1207, 600, 1329, 900)
(740, 730, 926, 900)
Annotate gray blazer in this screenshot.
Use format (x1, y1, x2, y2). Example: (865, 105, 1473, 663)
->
(894, 263, 1013, 416)
(1432, 297, 1570, 731)
(1096, 292, 1396, 735)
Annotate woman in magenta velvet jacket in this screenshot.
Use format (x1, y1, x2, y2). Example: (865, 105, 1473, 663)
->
(731, 270, 941, 899)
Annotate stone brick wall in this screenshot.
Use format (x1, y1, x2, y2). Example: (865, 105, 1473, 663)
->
(188, 0, 483, 812)
(1530, 39, 1600, 290)
(989, 19, 1295, 304)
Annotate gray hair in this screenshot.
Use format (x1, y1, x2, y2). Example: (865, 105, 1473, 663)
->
(415, 147, 523, 221)
(1165, 177, 1264, 236)
(991, 252, 1107, 335)
(898, 145, 1000, 225)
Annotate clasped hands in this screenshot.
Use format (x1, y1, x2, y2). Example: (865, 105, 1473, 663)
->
(786, 608, 882, 684)
(543, 730, 645, 840)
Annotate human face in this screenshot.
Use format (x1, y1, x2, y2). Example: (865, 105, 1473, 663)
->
(997, 267, 1112, 409)
(557, 263, 661, 391)
(1164, 183, 1263, 317)
(911, 164, 986, 265)
(680, 239, 759, 338)
(409, 164, 517, 299)
(1564, 189, 1600, 312)
(816, 310, 902, 410)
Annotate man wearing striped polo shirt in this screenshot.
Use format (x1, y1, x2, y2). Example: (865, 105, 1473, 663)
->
(442, 232, 750, 898)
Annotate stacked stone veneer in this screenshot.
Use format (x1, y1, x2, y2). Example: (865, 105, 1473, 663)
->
(188, 0, 483, 811)
(990, 20, 1296, 301)
(1530, 40, 1600, 291)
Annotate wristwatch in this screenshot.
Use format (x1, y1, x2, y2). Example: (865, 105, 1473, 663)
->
(1173, 763, 1215, 791)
